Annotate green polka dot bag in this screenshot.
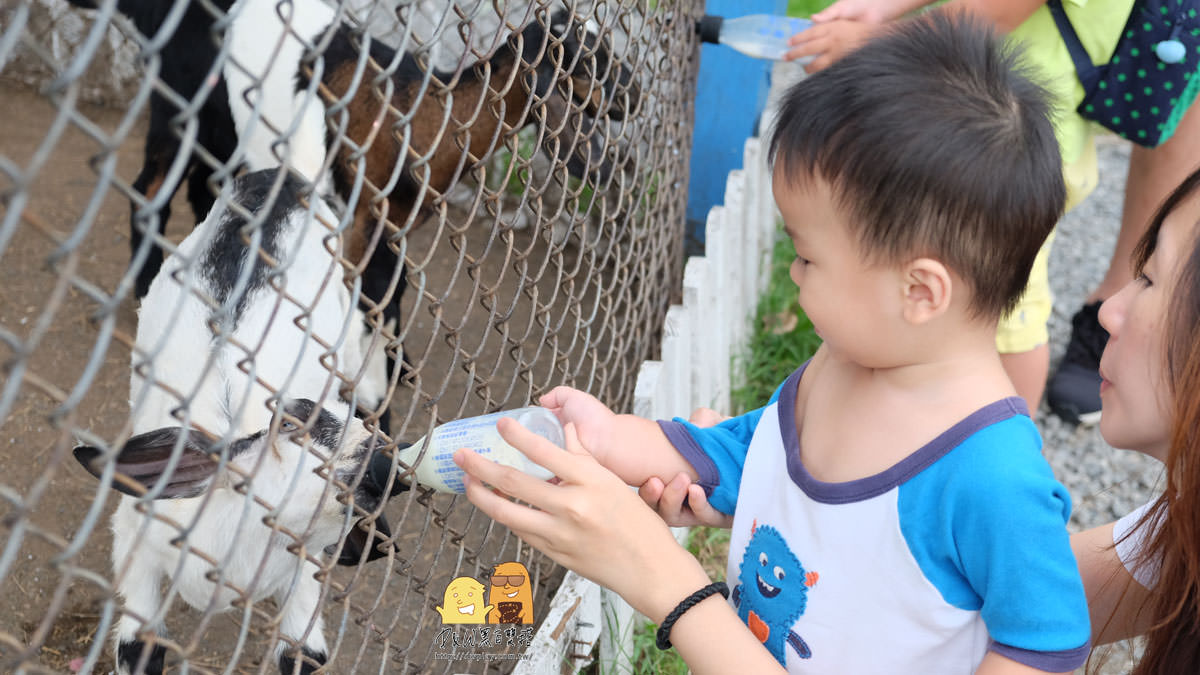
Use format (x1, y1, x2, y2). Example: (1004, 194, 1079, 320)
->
(1048, 0, 1200, 147)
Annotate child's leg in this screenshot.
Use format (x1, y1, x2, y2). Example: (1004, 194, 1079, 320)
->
(997, 231, 1055, 413)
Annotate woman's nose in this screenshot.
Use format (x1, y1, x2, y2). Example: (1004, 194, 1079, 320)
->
(1097, 283, 1129, 336)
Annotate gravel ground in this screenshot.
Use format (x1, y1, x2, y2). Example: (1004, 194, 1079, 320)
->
(767, 61, 1161, 673)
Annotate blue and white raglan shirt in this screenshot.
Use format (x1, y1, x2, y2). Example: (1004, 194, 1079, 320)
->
(658, 364, 1091, 673)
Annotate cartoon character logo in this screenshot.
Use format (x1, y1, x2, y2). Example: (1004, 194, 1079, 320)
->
(731, 521, 817, 664)
(487, 561, 534, 624)
(436, 576, 494, 624)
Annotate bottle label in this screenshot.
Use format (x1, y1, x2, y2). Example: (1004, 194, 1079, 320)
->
(412, 411, 555, 493)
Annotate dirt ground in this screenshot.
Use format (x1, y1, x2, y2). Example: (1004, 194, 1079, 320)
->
(0, 81, 632, 674)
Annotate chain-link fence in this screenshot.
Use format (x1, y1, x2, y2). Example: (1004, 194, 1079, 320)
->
(0, 0, 701, 671)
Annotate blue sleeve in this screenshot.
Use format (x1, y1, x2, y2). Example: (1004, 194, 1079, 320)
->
(898, 416, 1091, 672)
(655, 381, 786, 515)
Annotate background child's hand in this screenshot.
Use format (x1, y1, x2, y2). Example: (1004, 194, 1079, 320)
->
(784, 19, 883, 72)
(811, 0, 893, 25)
(455, 419, 710, 624)
(639, 472, 734, 528)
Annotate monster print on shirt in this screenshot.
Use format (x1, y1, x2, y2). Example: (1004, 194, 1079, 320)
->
(731, 521, 817, 664)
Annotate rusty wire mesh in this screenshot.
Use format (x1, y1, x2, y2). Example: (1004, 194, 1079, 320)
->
(0, 0, 700, 671)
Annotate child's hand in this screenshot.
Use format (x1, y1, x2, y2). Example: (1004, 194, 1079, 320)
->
(811, 0, 893, 25)
(539, 386, 617, 461)
(455, 419, 710, 623)
(686, 406, 729, 428)
(784, 19, 884, 72)
(639, 472, 734, 528)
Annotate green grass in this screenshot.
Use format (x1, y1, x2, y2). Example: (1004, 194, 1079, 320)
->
(787, 0, 835, 17)
(730, 228, 823, 414)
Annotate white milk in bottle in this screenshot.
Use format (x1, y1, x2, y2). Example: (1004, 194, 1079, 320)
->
(397, 406, 565, 493)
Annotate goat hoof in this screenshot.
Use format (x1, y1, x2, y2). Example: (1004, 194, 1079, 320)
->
(118, 639, 167, 675)
(278, 646, 326, 675)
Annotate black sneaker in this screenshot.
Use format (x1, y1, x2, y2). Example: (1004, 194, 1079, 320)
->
(1047, 301, 1109, 425)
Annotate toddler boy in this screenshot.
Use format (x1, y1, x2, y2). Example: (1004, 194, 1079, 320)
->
(541, 10, 1090, 673)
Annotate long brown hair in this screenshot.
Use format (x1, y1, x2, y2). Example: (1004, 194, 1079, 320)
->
(1122, 166, 1200, 674)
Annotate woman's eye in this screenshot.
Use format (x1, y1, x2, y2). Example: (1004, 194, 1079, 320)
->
(1136, 272, 1153, 287)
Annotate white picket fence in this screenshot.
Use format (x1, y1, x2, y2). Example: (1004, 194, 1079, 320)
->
(513, 131, 779, 674)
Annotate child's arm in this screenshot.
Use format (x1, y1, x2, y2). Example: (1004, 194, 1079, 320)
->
(636, 406, 735, 527)
(539, 386, 697, 485)
(540, 388, 762, 516)
(455, 421, 784, 675)
(931, 439, 1091, 672)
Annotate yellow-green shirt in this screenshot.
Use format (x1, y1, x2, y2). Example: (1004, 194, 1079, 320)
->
(1009, 0, 1136, 210)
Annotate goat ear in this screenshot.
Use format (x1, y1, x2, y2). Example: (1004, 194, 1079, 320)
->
(73, 427, 219, 499)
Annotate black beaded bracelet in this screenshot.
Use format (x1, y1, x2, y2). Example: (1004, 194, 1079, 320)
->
(655, 581, 730, 650)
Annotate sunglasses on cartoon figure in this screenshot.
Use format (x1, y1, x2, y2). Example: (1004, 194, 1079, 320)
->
(491, 575, 526, 586)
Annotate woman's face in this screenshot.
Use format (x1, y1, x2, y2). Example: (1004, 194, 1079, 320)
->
(1097, 189, 1200, 461)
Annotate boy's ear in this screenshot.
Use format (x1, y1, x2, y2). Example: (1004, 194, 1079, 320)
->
(900, 258, 952, 324)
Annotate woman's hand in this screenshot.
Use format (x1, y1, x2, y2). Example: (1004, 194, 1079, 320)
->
(455, 419, 711, 623)
(639, 472, 734, 528)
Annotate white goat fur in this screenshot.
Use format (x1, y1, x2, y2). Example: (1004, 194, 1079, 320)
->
(112, 174, 381, 670)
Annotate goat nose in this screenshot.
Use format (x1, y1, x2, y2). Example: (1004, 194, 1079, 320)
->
(364, 444, 410, 498)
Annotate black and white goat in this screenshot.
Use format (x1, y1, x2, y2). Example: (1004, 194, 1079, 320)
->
(75, 170, 404, 675)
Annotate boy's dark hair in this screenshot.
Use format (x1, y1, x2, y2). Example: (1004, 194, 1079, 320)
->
(768, 9, 1064, 320)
